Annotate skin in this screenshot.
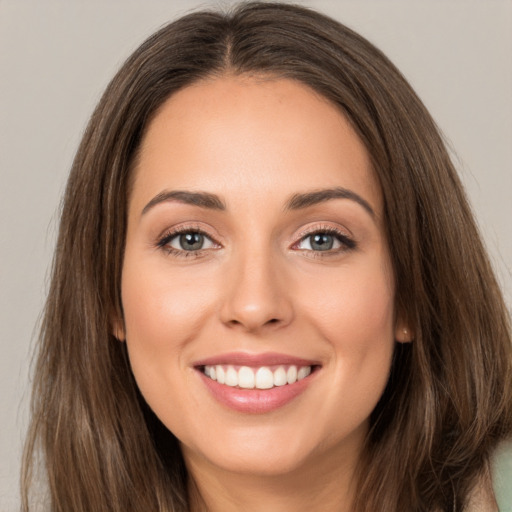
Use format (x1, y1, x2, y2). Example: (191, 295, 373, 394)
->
(117, 75, 411, 512)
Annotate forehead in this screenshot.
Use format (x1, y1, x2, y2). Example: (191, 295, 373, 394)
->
(131, 75, 382, 217)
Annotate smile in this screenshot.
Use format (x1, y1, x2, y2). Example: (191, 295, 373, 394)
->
(202, 364, 312, 389)
(195, 353, 320, 413)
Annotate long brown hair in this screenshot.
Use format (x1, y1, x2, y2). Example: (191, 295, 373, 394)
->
(22, 3, 512, 511)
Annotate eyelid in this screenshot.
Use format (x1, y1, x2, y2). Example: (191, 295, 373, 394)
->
(155, 223, 222, 256)
(291, 223, 356, 253)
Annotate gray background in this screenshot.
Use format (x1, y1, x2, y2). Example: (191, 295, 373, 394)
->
(1, 1, 511, 509)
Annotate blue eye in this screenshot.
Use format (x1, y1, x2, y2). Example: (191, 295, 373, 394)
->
(159, 230, 217, 253)
(309, 233, 335, 251)
(173, 232, 205, 251)
(296, 230, 355, 252)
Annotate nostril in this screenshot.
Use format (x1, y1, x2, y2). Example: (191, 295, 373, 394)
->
(227, 317, 280, 329)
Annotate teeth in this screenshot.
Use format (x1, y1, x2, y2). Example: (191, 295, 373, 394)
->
(273, 366, 287, 386)
(286, 365, 297, 384)
(216, 365, 225, 384)
(255, 367, 274, 389)
(225, 367, 238, 387)
(297, 366, 311, 380)
(203, 364, 313, 389)
(238, 366, 255, 389)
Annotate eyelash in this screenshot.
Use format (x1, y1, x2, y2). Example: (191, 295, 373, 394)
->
(155, 225, 356, 258)
(156, 226, 219, 258)
(293, 226, 356, 256)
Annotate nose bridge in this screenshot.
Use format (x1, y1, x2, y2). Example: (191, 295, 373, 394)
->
(220, 238, 293, 331)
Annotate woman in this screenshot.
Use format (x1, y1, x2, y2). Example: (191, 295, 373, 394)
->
(21, 2, 512, 511)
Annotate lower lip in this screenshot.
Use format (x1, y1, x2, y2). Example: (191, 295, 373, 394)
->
(198, 370, 315, 414)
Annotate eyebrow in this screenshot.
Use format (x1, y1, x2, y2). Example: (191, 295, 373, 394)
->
(285, 187, 375, 217)
(141, 186, 374, 218)
(141, 190, 226, 215)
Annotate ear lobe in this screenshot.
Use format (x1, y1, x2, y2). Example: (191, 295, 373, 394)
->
(395, 323, 414, 343)
(111, 317, 126, 342)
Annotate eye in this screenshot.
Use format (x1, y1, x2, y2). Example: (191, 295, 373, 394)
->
(158, 229, 218, 253)
(295, 229, 356, 252)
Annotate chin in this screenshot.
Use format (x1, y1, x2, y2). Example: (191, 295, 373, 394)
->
(186, 442, 314, 478)
(180, 417, 366, 480)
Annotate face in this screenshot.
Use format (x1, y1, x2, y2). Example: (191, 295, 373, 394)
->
(118, 76, 409, 479)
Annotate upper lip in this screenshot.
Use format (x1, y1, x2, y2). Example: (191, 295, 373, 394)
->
(193, 351, 321, 368)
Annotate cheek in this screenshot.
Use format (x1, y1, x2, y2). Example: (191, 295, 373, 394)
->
(119, 259, 218, 407)
(295, 256, 396, 422)
(299, 258, 395, 349)
(121, 259, 217, 346)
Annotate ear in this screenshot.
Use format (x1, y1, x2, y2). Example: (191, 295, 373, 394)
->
(394, 319, 414, 343)
(111, 314, 126, 342)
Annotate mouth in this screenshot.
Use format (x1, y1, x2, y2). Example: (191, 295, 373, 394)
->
(194, 353, 321, 413)
(200, 364, 315, 389)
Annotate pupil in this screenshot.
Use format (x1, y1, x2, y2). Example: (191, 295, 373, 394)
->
(180, 232, 203, 251)
(311, 233, 333, 251)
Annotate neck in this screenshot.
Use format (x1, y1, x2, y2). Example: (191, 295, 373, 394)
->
(185, 440, 361, 512)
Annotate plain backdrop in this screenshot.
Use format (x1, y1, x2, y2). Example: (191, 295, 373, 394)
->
(1, 1, 511, 510)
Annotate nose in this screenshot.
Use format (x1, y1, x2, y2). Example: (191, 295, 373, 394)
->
(219, 248, 294, 333)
